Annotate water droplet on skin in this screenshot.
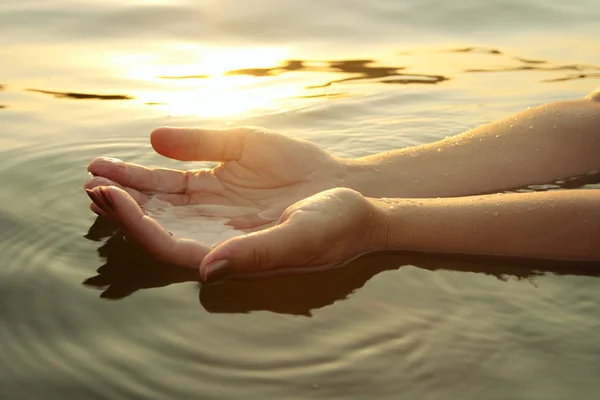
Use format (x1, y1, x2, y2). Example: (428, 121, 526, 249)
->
(510, 125, 514, 128)
(437, 148, 442, 152)
(529, 125, 534, 129)
(492, 212, 499, 217)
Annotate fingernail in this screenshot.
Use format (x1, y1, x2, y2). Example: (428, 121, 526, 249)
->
(100, 187, 116, 212)
(85, 189, 101, 207)
(203, 259, 231, 283)
(86, 188, 108, 213)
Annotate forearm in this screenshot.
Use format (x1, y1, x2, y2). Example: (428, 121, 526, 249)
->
(369, 190, 600, 262)
(346, 93, 600, 198)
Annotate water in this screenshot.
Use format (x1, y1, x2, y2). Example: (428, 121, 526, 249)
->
(1, 0, 600, 398)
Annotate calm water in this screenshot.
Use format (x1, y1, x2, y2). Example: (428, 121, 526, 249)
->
(1, 0, 600, 399)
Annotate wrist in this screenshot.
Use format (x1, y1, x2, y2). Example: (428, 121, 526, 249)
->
(366, 197, 412, 252)
(339, 157, 387, 198)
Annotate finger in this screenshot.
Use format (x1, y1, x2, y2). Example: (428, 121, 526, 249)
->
(83, 175, 230, 207)
(151, 127, 249, 162)
(86, 186, 210, 268)
(87, 157, 190, 193)
(84, 176, 151, 204)
(199, 217, 317, 283)
(90, 202, 107, 216)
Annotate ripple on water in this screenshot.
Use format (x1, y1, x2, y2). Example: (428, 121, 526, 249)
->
(0, 136, 394, 399)
(3, 132, 600, 399)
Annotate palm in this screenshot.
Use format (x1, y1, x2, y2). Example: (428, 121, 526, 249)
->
(85, 127, 347, 227)
(213, 136, 344, 209)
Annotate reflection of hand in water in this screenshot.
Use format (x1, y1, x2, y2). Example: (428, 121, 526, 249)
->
(83, 217, 199, 299)
(83, 218, 600, 315)
(82, 214, 396, 312)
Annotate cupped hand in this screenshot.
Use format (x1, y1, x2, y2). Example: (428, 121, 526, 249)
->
(86, 186, 380, 283)
(84, 127, 355, 228)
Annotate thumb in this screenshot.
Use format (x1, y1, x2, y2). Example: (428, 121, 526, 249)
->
(199, 218, 315, 283)
(150, 127, 245, 162)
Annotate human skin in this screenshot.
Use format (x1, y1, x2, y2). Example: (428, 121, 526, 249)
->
(86, 185, 600, 283)
(85, 89, 600, 282)
(347, 89, 600, 198)
(86, 89, 600, 216)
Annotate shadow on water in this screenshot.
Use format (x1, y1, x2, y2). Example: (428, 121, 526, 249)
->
(460, 50, 600, 82)
(542, 73, 600, 83)
(445, 46, 503, 55)
(26, 89, 134, 100)
(466, 64, 600, 73)
(159, 58, 449, 88)
(83, 216, 600, 316)
(2, 48, 598, 110)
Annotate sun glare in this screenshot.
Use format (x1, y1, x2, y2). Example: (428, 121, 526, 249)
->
(121, 46, 300, 117)
(146, 83, 301, 117)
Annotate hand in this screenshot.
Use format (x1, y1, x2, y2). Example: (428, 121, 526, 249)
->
(85, 186, 380, 283)
(199, 187, 380, 282)
(84, 127, 354, 228)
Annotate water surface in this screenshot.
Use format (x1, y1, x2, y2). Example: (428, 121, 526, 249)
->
(1, 1, 600, 399)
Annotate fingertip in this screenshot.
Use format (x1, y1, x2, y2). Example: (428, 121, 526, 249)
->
(102, 185, 136, 207)
(87, 157, 101, 174)
(150, 126, 171, 139)
(150, 126, 178, 157)
(90, 202, 107, 216)
(87, 157, 125, 176)
(150, 126, 178, 141)
(83, 176, 118, 190)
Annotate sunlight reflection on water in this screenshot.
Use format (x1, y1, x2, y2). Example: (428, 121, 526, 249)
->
(1, 0, 600, 399)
